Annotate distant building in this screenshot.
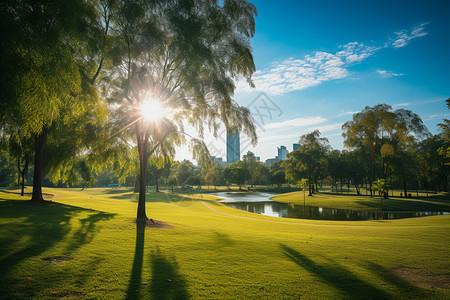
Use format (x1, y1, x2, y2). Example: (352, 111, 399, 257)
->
(265, 157, 279, 166)
(246, 150, 260, 161)
(212, 156, 222, 163)
(226, 129, 240, 164)
(293, 143, 300, 151)
(277, 145, 288, 161)
(211, 156, 226, 167)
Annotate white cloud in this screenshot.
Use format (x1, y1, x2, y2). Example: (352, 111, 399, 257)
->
(376, 69, 404, 78)
(390, 22, 429, 48)
(245, 43, 377, 95)
(237, 22, 429, 96)
(336, 42, 380, 63)
(393, 102, 410, 107)
(264, 116, 326, 129)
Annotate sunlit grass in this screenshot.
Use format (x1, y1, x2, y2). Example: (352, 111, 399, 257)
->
(272, 190, 450, 211)
(0, 187, 449, 299)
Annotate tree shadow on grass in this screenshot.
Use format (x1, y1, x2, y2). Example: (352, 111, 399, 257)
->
(125, 227, 190, 300)
(0, 199, 115, 298)
(125, 222, 146, 300)
(65, 211, 116, 252)
(280, 244, 392, 299)
(212, 231, 235, 247)
(149, 247, 190, 300)
(108, 192, 138, 201)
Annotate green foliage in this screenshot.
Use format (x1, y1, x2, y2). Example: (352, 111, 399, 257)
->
(224, 161, 250, 187)
(437, 98, 450, 165)
(97, 0, 259, 218)
(174, 160, 196, 186)
(0, 0, 109, 199)
(0, 148, 18, 186)
(342, 104, 429, 184)
(417, 135, 449, 192)
(204, 163, 223, 188)
(242, 152, 261, 186)
(284, 130, 329, 193)
(372, 179, 390, 198)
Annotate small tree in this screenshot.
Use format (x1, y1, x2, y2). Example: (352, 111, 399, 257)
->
(224, 161, 249, 190)
(242, 152, 260, 187)
(298, 178, 309, 206)
(372, 179, 390, 210)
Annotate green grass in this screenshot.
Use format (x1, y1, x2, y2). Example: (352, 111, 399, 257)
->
(272, 191, 450, 212)
(0, 187, 449, 299)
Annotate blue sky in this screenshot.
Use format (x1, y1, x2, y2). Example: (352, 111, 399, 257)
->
(177, 0, 450, 162)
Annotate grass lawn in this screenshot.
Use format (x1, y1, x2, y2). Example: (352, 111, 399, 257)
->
(0, 187, 449, 299)
(272, 191, 450, 212)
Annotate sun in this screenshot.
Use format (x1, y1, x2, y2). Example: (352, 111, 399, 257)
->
(139, 98, 167, 122)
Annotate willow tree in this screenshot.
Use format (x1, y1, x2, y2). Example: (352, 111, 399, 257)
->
(342, 104, 428, 196)
(103, 0, 258, 222)
(0, 0, 110, 201)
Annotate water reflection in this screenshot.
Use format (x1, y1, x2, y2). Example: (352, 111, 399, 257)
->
(212, 192, 449, 221)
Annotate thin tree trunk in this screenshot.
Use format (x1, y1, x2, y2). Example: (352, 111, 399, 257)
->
(402, 174, 407, 198)
(355, 184, 360, 195)
(20, 159, 29, 196)
(31, 128, 48, 202)
(136, 126, 149, 222)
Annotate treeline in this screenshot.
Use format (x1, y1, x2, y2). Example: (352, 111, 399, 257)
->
(1, 103, 448, 196)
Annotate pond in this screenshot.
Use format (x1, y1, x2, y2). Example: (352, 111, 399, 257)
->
(210, 192, 449, 221)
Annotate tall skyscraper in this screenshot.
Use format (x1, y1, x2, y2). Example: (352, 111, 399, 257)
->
(293, 143, 300, 151)
(277, 145, 288, 161)
(226, 129, 240, 164)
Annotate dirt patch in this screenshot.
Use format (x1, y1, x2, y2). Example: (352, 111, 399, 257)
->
(134, 219, 174, 229)
(41, 256, 73, 264)
(392, 268, 449, 290)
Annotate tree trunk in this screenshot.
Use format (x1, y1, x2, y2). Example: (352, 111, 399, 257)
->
(402, 174, 407, 198)
(355, 184, 360, 195)
(20, 159, 29, 196)
(155, 178, 159, 192)
(31, 128, 48, 202)
(136, 126, 149, 222)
